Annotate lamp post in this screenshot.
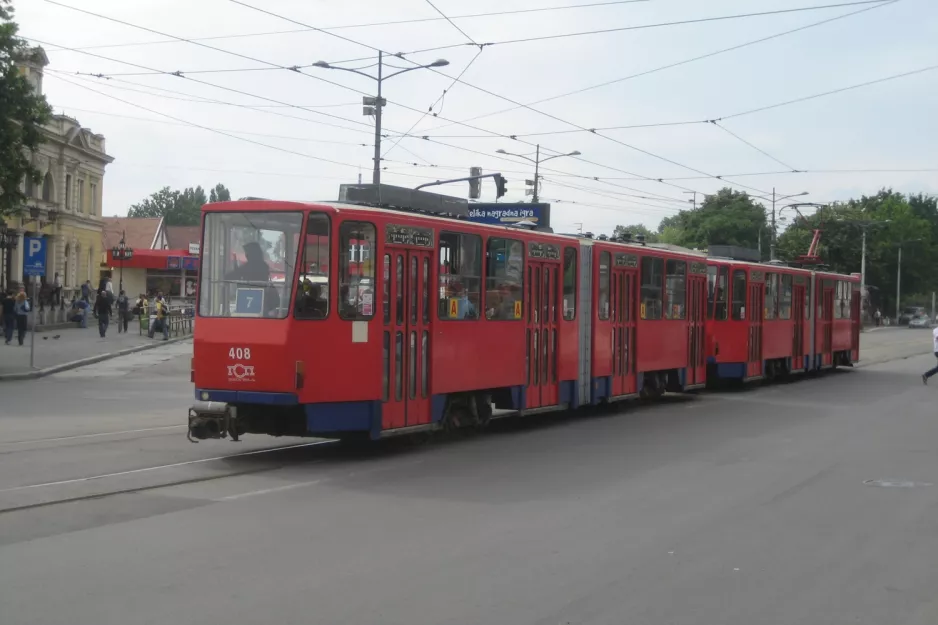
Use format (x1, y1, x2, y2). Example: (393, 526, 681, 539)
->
(495, 145, 581, 203)
(838, 219, 890, 321)
(312, 54, 449, 194)
(111, 230, 133, 294)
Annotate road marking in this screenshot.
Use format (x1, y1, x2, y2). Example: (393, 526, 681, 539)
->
(0, 425, 186, 446)
(0, 440, 334, 493)
(218, 479, 324, 501)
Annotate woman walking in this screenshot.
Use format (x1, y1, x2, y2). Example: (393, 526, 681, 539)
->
(14, 289, 30, 346)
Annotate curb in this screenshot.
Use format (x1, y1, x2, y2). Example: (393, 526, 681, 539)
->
(0, 335, 192, 382)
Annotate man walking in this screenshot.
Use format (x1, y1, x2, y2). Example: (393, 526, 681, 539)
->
(94, 290, 112, 339)
(116, 289, 130, 333)
(922, 324, 938, 384)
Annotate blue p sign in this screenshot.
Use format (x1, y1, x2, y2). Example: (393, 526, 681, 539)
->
(23, 236, 47, 277)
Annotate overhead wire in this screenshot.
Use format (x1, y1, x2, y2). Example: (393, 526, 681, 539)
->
(403, 0, 889, 54)
(709, 121, 799, 172)
(425, 0, 480, 47)
(38, 4, 711, 201)
(416, 0, 897, 132)
(39, 0, 654, 53)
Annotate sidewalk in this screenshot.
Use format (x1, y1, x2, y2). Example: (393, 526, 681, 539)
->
(0, 323, 191, 381)
(857, 326, 932, 367)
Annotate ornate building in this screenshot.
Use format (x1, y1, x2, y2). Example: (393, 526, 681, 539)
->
(3, 46, 114, 293)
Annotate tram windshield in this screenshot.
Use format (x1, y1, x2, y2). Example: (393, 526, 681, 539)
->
(199, 211, 303, 318)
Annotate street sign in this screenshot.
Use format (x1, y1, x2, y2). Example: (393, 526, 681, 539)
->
(23, 236, 46, 277)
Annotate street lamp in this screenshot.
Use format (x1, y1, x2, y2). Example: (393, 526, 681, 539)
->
(495, 145, 581, 202)
(111, 230, 134, 294)
(312, 54, 449, 193)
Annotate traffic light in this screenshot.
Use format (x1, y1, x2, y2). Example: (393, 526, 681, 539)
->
(469, 167, 482, 199)
(494, 174, 507, 199)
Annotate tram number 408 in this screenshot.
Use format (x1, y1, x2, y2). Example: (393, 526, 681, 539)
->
(228, 347, 252, 360)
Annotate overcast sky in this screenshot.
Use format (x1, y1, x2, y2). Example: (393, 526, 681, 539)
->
(16, 0, 938, 234)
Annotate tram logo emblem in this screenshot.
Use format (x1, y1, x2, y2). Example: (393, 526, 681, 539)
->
(227, 363, 255, 382)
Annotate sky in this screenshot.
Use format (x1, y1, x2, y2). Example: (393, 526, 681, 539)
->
(14, 0, 938, 235)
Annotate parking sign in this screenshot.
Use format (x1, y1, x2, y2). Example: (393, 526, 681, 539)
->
(23, 236, 46, 277)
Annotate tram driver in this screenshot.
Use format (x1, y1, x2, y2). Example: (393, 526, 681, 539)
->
(226, 241, 281, 316)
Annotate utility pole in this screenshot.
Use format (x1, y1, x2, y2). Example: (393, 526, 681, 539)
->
(496, 145, 580, 203)
(373, 51, 383, 186)
(313, 54, 450, 199)
(896, 244, 902, 324)
(765, 189, 808, 261)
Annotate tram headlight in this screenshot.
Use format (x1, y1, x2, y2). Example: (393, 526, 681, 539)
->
(201, 391, 210, 401)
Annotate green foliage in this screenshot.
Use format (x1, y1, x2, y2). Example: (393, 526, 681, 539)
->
(0, 1, 52, 218)
(209, 183, 230, 203)
(613, 223, 658, 243)
(128, 183, 229, 225)
(776, 189, 938, 316)
(651, 188, 770, 253)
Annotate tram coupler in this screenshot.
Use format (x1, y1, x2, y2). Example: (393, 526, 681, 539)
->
(188, 402, 240, 443)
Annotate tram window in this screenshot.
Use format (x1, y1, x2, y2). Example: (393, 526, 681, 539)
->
(199, 211, 301, 319)
(731, 270, 747, 320)
(563, 247, 577, 320)
(779, 274, 793, 319)
(438, 232, 481, 320)
(598, 251, 611, 320)
(664, 259, 686, 320)
(640, 256, 663, 320)
(295, 213, 331, 320)
(712, 266, 728, 320)
(765, 273, 778, 320)
(835, 282, 845, 319)
(337, 221, 375, 320)
(396, 255, 404, 325)
(706, 266, 716, 320)
(485, 238, 524, 320)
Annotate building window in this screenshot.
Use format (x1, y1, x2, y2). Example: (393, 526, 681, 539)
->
(765, 273, 778, 320)
(438, 231, 481, 320)
(90, 183, 97, 215)
(147, 270, 199, 297)
(484, 237, 523, 320)
(731, 270, 747, 320)
(598, 251, 610, 320)
(640, 256, 663, 320)
(65, 174, 72, 209)
(338, 221, 375, 320)
(665, 260, 686, 319)
(294, 213, 331, 320)
(24, 175, 34, 198)
(77, 179, 85, 213)
(779, 274, 792, 319)
(42, 172, 53, 202)
(562, 247, 576, 320)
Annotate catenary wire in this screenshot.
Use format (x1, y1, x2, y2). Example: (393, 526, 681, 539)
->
(709, 121, 799, 172)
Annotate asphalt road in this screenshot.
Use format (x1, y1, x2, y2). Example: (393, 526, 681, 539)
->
(1, 333, 937, 625)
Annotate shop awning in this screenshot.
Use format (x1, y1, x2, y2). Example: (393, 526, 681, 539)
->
(109, 248, 200, 271)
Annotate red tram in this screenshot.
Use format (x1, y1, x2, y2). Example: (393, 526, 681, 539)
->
(188, 192, 860, 442)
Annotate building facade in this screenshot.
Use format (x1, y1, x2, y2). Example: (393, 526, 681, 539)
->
(4, 47, 114, 294)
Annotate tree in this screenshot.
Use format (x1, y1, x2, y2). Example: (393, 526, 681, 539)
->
(0, 2, 52, 217)
(209, 183, 231, 203)
(652, 188, 769, 254)
(613, 223, 658, 243)
(128, 184, 218, 225)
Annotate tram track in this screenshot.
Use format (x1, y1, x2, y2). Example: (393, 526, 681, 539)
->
(0, 440, 336, 515)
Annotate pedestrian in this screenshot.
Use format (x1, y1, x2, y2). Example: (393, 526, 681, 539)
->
(14, 288, 30, 346)
(81, 280, 91, 303)
(1, 290, 15, 345)
(94, 289, 112, 338)
(149, 292, 169, 341)
(922, 324, 938, 384)
(116, 289, 130, 333)
(874, 308, 881, 327)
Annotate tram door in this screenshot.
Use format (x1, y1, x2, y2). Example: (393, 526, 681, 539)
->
(383, 249, 433, 429)
(610, 265, 637, 397)
(526, 259, 560, 408)
(792, 281, 806, 371)
(746, 279, 764, 378)
(686, 270, 707, 387)
(820, 284, 834, 367)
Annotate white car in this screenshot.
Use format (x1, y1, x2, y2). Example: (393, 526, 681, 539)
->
(908, 315, 931, 329)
